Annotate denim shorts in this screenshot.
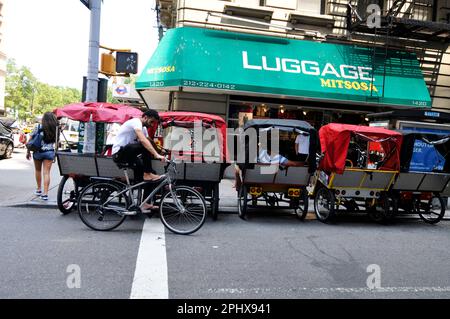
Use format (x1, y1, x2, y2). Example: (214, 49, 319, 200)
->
(33, 150, 55, 161)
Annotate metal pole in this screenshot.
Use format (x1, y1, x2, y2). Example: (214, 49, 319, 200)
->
(83, 0, 101, 153)
(86, 0, 101, 102)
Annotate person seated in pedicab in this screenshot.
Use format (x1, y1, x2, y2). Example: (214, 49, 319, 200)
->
(257, 141, 304, 167)
(112, 109, 165, 182)
(233, 138, 303, 190)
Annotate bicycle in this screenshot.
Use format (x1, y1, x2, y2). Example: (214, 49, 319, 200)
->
(76, 157, 207, 235)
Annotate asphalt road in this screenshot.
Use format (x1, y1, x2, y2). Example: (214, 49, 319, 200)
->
(1, 206, 450, 299)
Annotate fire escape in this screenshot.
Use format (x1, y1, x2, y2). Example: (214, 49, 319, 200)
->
(346, 0, 450, 105)
(155, 0, 177, 41)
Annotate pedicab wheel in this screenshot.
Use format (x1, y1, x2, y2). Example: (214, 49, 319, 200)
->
(77, 182, 129, 231)
(418, 194, 445, 224)
(368, 193, 394, 223)
(238, 185, 248, 220)
(314, 187, 335, 223)
(295, 187, 309, 220)
(211, 183, 220, 221)
(159, 186, 207, 235)
(57, 176, 78, 215)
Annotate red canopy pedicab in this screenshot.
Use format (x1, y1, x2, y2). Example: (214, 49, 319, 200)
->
(54, 102, 143, 214)
(312, 123, 403, 223)
(152, 111, 229, 220)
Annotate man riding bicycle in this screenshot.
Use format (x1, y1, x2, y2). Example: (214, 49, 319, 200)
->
(112, 109, 165, 180)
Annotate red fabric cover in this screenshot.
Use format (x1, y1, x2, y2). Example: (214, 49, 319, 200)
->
(158, 112, 228, 162)
(54, 102, 143, 124)
(319, 123, 403, 174)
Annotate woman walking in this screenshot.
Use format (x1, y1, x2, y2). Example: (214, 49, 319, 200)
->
(26, 112, 58, 201)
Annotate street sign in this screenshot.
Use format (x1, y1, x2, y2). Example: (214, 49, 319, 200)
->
(116, 52, 138, 74)
(80, 0, 90, 9)
(112, 84, 131, 98)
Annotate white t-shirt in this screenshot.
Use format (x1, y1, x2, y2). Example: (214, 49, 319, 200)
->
(295, 134, 310, 155)
(112, 118, 148, 154)
(258, 149, 288, 166)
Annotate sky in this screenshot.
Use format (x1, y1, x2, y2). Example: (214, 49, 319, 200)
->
(3, 0, 160, 89)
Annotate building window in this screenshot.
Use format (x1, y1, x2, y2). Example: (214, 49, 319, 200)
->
(297, 0, 324, 14)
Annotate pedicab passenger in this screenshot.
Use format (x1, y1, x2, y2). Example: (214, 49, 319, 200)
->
(234, 141, 304, 190)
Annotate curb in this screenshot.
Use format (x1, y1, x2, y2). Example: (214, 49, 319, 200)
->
(3, 201, 58, 209)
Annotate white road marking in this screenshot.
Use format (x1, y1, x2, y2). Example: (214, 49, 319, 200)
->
(130, 218, 168, 299)
(208, 286, 450, 294)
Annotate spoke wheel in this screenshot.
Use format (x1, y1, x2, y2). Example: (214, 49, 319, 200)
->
(418, 195, 445, 224)
(314, 187, 335, 223)
(57, 176, 78, 215)
(160, 186, 207, 235)
(77, 182, 129, 231)
(368, 193, 394, 224)
(295, 187, 309, 220)
(238, 185, 248, 220)
(211, 183, 220, 221)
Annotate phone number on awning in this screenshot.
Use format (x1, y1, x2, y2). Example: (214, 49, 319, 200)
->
(183, 80, 236, 90)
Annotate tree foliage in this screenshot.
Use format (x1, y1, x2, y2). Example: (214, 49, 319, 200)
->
(5, 59, 82, 120)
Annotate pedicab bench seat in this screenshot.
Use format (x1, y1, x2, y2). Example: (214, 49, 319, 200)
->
(329, 169, 397, 190)
(243, 165, 310, 185)
(57, 152, 98, 177)
(56, 152, 135, 180)
(393, 172, 450, 192)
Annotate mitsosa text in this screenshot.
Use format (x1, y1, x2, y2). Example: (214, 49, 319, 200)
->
(242, 51, 379, 92)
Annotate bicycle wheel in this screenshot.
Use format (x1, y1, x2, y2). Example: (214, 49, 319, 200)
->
(238, 185, 248, 220)
(418, 195, 445, 224)
(159, 186, 207, 235)
(295, 187, 309, 220)
(211, 183, 220, 221)
(77, 182, 129, 231)
(314, 187, 335, 223)
(57, 176, 78, 215)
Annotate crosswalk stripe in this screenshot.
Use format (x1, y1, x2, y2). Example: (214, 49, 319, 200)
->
(130, 218, 168, 299)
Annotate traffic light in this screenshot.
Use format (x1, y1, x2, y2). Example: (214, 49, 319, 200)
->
(100, 53, 116, 75)
(115, 52, 138, 74)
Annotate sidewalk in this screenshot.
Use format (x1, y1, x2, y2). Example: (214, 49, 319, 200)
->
(0, 148, 61, 209)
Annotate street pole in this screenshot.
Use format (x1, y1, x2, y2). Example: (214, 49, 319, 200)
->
(85, 0, 101, 102)
(83, 0, 102, 153)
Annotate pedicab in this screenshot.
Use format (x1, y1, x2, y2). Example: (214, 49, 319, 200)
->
(54, 102, 143, 214)
(236, 119, 319, 220)
(389, 130, 450, 223)
(312, 124, 403, 223)
(152, 112, 229, 220)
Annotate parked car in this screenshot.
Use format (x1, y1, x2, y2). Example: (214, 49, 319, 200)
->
(0, 118, 15, 159)
(59, 118, 79, 149)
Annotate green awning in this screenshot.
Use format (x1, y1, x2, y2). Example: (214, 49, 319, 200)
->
(136, 27, 431, 108)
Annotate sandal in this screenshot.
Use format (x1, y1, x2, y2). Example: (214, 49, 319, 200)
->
(141, 203, 159, 213)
